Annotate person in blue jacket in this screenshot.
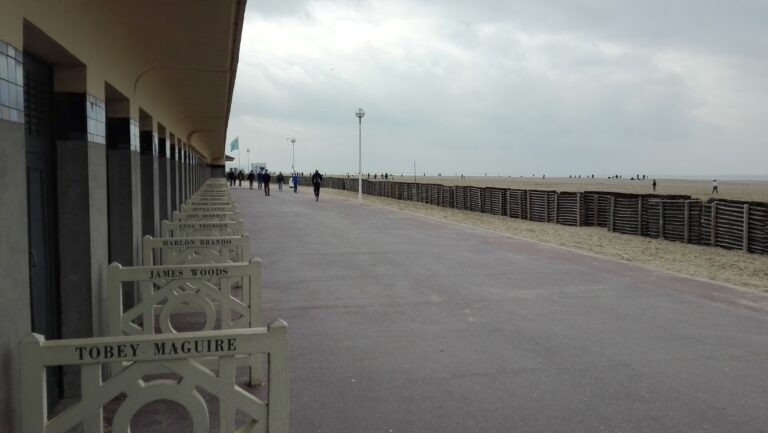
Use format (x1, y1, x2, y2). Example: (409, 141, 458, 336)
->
(292, 173, 299, 193)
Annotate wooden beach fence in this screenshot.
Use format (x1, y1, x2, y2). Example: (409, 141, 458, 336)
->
(702, 199, 768, 253)
(318, 177, 768, 256)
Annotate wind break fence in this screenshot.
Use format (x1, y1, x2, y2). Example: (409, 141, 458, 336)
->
(301, 176, 768, 255)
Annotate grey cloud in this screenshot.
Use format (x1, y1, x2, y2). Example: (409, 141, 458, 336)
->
(227, 0, 768, 176)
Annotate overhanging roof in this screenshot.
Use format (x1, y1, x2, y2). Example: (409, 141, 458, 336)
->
(9, 0, 247, 163)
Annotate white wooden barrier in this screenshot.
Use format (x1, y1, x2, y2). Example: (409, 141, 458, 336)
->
(107, 260, 262, 384)
(193, 194, 230, 199)
(20, 323, 289, 433)
(172, 210, 240, 222)
(181, 204, 238, 213)
(189, 193, 232, 198)
(107, 260, 260, 336)
(160, 220, 244, 238)
(186, 200, 236, 207)
(142, 234, 251, 266)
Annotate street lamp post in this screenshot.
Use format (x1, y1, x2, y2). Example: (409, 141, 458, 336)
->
(246, 148, 250, 172)
(286, 138, 296, 174)
(356, 108, 365, 202)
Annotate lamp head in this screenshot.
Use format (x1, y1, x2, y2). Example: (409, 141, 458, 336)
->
(356, 108, 365, 119)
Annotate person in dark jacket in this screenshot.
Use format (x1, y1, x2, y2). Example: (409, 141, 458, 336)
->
(263, 170, 272, 196)
(311, 170, 323, 201)
(276, 172, 285, 191)
(247, 170, 256, 189)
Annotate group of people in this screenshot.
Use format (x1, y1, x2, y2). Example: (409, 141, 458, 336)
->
(228, 168, 325, 200)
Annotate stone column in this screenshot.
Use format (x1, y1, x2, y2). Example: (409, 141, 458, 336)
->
(157, 130, 170, 223)
(180, 142, 187, 203)
(106, 115, 141, 267)
(52, 88, 112, 397)
(0, 40, 31, 433)
(139, 119, 159, 239)
(169, 136, 178, 211)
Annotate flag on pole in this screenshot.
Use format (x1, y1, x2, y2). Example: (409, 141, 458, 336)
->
(229, 137, 239, 151)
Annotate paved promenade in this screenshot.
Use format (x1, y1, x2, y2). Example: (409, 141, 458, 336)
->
(233, 186, 768, 433)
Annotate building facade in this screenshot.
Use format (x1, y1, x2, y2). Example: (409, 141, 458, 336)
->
(0, 1, 245, 430)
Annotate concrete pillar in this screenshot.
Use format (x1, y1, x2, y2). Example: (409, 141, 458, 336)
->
(106, 115, 141, 267)
(193, 153, 199, 191)
(157, 128, 169, 222)
(179, 141, 186, 205)
(184, 143, 191, 199)
(190, 151, 195, 192)
(0, 40, 30, 433)
(138, 115, 159, 239)
(50, 88, 111, 396)
(169, 135, 178, 211)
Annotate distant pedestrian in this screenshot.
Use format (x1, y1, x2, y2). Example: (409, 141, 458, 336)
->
(712, 179, 718, 195)
(652, 179, 657, 192)
(238, 170, 244, 187)
(257, 171, 263, 190)
(277, 172, 285, 191)
(263, 171, 271, 196)
(292, 173, 299, 193)
(311, 169, 323, 201)
(247, 170, 255, 189)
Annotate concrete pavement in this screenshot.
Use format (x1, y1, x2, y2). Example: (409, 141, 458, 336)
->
(233, 186, 768, 433)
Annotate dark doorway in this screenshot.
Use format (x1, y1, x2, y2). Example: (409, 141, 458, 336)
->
(24, 52, 63, 409)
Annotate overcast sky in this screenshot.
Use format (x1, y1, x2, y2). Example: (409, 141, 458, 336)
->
(226, 0, 768, 177)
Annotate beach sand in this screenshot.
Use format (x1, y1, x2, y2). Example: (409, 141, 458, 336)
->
(366, 176, 768, 202)
(321, 187, 768, 293)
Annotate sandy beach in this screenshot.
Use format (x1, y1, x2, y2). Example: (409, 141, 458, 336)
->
(321, 187, 768, 293)
(359, 176, 768, 202)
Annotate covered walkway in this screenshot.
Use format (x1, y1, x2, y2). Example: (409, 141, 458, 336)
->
(235, 187, 768, 433)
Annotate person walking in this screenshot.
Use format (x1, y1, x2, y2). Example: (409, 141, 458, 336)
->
(712, 179, 719, 195)
(247, 170, 255, 189)
(237, 170, 244, 187)
(263, 170, 272, 196)
(276, 172, 285, 191)
(652, 179, 657, 192)
(256, 171, 263, 190)
(311, 169, 323, 201)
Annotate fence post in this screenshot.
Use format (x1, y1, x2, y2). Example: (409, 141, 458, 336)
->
(637, 197, 643, 236)
(743, 203, 750, 252)
(526, 193, 531, 220)
(710, 202, 717, 246)
(659, 201, 664, 240)
(684, 200, 690, 244)
(609, 196, 615, 232)
(554, 193, 558, 224)
(593, 195, 598, 225)
(577, 192, 582, 226)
